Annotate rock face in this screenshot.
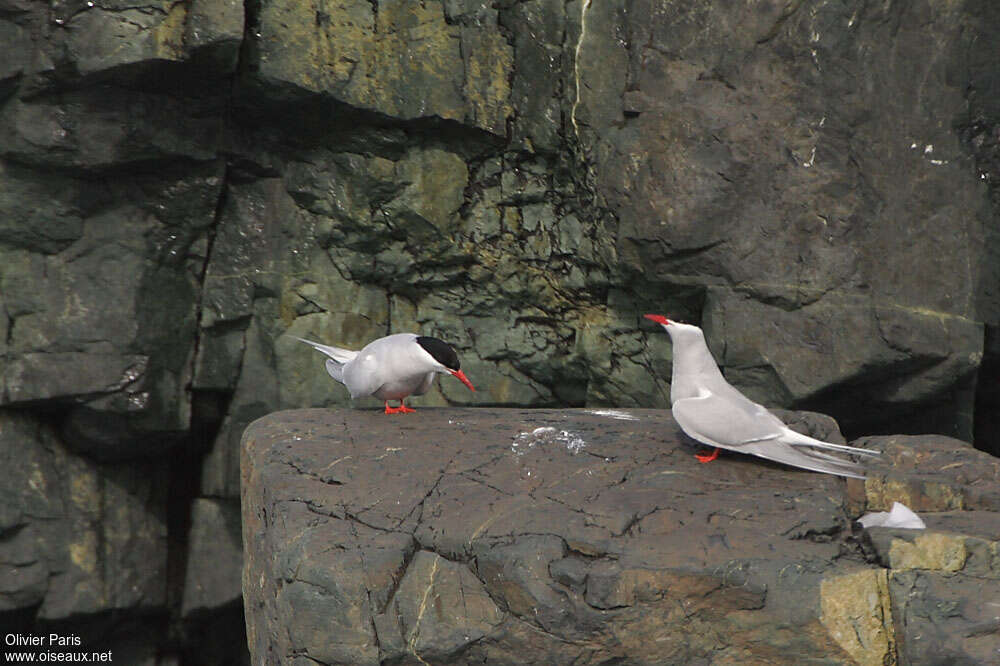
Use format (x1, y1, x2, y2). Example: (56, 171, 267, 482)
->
(1, 0, 998, 660)
(242, 408, 1000, 665)
(584, 0, 996, 441)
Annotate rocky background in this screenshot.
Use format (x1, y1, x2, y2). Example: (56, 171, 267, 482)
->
(0, 0, 998, 663)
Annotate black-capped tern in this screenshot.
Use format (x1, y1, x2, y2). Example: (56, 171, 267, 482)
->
(296, 333, 475, 414)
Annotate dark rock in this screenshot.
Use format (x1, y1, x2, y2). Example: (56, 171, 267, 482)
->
(249, 0, 511, 134)
(5, 0, 242, 93)
(178, 599, 251, 666)
(0, 19, 32, 85)
(500, 0, 566, 153)
(242, 408, 1000, 664)
(0, 163, 223, 458)
(181, 498, 242, 617)
(0, 91, 225, 169)
(582, 0, 994, 440)
(863, 511, 1000, 665)
(0, 162, 87, 254)
(0, 412, 64, 612)
(852, 434, 1000, 513)
(0, 411, 168, 619)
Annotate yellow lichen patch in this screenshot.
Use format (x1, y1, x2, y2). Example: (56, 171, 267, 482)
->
(463, 30, 513, 135)
(258, 0, 375, 93)
(864, 477, 912, 511)
(154, 1, 189, 61)
(820, 569, 897, 666)
(69, 471, 100, 512)
(920, 481, 966, 511)
(888, 533, 968, 573)
(69, 531, 98, 575)
(864, 476, 964, 512)
(348, 0, 464, 120)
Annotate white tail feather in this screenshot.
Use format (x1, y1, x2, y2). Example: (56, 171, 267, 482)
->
(744, 439, 867, 480)
(296, 337, 358, 386)
(294, 337, 359, 364)
(780, 428, 880, 457)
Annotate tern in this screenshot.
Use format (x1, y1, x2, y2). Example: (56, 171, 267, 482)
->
(296, 333, 475, 414)
(644, 314, 878, 479)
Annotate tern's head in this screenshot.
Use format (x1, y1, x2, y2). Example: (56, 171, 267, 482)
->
(415, 336, 476, 392)
(643, 314, 704, 341)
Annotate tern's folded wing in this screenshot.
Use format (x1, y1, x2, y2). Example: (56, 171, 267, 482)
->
(671, 391, 784, 449)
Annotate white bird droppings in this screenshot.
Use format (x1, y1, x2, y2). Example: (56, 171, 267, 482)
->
(511, 427, 587, 455)
(586, 409, 640, 421)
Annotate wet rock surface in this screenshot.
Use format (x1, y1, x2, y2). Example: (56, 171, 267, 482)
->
(242, 408, 1000, 665)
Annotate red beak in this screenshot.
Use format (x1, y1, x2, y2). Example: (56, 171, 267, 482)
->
(644, 313, 671, 326)
(450, 369, 476, 392)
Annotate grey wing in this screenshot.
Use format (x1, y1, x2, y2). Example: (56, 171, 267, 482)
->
(325, 359, 345, 383)
(672, 391, 868, 478)
(671, 391, 784, 450)
(342, 355, 386, 399)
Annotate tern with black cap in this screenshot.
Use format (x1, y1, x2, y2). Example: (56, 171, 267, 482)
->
(644, 314, 878, 479)
(296, 333, 475, 414)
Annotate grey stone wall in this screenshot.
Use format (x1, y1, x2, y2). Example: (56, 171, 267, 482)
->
(0, 0, 997, 661)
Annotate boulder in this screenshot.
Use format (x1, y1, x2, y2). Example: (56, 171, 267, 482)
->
(242, 408, 1000, 665)
(863, 509, 1000, 665)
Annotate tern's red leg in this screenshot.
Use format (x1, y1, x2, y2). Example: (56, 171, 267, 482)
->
(397, 403, 416, 413)
(384, 402, 401, 414)
(695, 448, 720, 463)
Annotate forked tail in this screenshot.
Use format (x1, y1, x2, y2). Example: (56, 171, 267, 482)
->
(295, 337, 358, 384)
(743, 438, 869, 479)
(751, 427, 881, 480)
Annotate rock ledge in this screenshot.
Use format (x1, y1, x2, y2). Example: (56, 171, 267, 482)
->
(241, 408, 1000, 665)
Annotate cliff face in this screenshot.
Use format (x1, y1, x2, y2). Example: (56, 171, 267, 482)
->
(1, 0, 998, 661)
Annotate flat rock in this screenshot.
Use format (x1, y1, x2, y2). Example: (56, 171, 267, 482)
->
(241, 408, 1000, 665)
